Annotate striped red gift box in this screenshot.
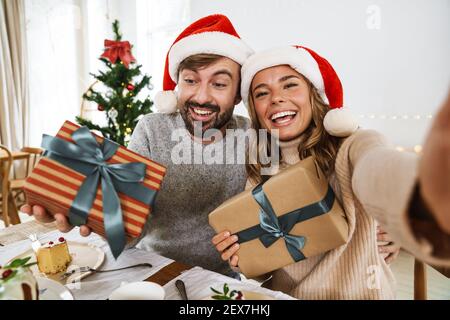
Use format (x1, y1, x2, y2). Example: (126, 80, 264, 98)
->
(23, 120, 166, 241)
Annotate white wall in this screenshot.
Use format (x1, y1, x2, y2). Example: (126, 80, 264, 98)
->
(190, 0, 450, 148)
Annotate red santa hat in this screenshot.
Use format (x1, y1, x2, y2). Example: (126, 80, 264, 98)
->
(155, 14, 254, 113)
(241, 46, 358, 137)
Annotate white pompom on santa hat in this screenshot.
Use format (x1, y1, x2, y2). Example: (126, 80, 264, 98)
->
(154, 14, 254, 114)
(241, 46, 358, 137)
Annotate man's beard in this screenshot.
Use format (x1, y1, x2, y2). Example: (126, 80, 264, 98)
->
(179, 100, 234, 138)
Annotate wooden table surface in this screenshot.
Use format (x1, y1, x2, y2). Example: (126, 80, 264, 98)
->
(0, 220, 192, 286)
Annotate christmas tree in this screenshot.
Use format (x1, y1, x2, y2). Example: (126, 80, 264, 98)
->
(76, 20, 153, 146)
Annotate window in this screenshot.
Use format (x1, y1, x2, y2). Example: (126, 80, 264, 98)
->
(25, 0, 193, 146)
(25, 0, 85, 146)
(135, 0, 191, 94)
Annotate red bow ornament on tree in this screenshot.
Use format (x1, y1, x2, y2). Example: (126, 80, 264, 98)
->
(101, 40, 136, 68)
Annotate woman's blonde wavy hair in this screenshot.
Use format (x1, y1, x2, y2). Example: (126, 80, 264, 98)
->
(246, 75, 343, 185)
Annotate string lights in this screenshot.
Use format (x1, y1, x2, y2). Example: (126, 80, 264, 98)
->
(357, 114, 430, 154)
(358, 114, 433, 120)
(395, 145, 423, 154)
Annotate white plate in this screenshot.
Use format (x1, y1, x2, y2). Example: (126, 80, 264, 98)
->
(8, 241, 105, 285)
(37, 277, 74, 300)
(109, 281, 165, 300)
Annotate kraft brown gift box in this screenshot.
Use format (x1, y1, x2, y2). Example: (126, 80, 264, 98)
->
(208, 156, 349, 278)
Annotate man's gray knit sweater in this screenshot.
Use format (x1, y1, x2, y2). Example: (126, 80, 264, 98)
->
(127, 112, 250, 276)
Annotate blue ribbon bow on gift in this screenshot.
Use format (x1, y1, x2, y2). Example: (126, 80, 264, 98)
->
(235, 182, 336, 262)
(41, 126, 157, 258)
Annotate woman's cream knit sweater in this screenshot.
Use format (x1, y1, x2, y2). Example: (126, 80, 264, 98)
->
(245, 129, 450, 299)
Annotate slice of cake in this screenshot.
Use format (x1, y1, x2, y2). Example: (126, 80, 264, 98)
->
(36, 237, 72, 274)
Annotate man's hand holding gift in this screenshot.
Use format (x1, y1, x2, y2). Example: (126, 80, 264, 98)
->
(21, 204, 92, 237)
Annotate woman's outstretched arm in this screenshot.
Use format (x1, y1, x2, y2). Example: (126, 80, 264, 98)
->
(348, 92, 450, 266)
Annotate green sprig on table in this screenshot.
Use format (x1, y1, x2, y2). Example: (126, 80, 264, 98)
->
(1, 256, 37, 282)
(210, 283, 243, 300)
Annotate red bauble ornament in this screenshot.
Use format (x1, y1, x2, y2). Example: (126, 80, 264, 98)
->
(2, 269, 12, 279)
(126, 83, 135, 91)
(98, 105, 105, 111)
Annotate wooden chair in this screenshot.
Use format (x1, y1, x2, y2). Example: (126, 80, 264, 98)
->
(10, 147, 44, 209)
(414, 259, 450, 300)
(0, 145, 17, 226)
(414, 259, 427, 300)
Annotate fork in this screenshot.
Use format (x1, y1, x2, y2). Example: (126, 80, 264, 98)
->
(60, 262, 153, 280)
(28, 234, 42, 252)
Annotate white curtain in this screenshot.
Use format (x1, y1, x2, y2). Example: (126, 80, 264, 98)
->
(0, 0, 29, 150)
(135, 0, 191, 94)
(25, 0, 88, 146)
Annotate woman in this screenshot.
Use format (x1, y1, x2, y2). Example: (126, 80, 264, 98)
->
(212, 45, 450, 299)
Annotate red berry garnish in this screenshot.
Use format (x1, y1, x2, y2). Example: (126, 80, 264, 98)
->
(2, 269, 12, 279)
(48, 241, 54, 245)
(59, 237, 65, 242)
(236, 291, 243, 300)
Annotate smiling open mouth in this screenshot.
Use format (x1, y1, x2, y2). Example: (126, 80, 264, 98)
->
(189, 106, 217, 122)
(270, 110, 298, 125)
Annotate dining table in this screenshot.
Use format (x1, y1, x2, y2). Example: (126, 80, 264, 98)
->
(0, 219, 295, 300)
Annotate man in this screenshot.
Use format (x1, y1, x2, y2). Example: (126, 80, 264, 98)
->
(22, 14, 254, 276)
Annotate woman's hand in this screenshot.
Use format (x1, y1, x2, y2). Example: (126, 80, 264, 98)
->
(419, 91, 450, 234)
(212, 231, 240, 267)
(20, 204, 92, 237)
(377, 226, 400, 264)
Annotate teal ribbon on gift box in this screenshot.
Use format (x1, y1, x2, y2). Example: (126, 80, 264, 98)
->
(41, 126, 157, 259)
(235, 182, 336, 262)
